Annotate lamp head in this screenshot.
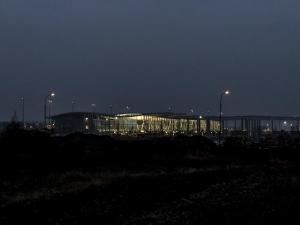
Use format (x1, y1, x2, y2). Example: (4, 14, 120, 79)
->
(225, 90, 230, 95)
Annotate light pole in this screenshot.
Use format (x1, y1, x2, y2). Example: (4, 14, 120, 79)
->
(125, 105, 130, 113)
(109, 104, 113, 115)
(219, 90, 230, 145)
(44, 92, 55, 128)
(20, 97, 25, 128)
(48, 99, 53, 125)
(91, 103, 96, 113)
(109, 105, 113, 134)
(72, 100, 76, 112)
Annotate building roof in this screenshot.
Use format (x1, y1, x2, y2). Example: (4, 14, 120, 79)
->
(52, 112, 300, 121)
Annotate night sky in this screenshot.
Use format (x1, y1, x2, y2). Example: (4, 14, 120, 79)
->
(1, 0, 300, 121)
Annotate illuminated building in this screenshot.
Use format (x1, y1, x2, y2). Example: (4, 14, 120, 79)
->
(52, 113, 300, 137)
(52, 112, 220, 135)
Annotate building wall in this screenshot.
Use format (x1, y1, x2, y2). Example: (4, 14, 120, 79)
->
(93, 114, 217, 135)
(53, 113, 220, 135)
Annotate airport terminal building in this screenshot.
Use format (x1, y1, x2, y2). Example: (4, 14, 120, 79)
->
(52, 112, 220, 135)
(52, 112, 300, 136)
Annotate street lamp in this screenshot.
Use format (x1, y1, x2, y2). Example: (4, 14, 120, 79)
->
(125, 105, 130, 113)
(109, 104, 113, 115)
(48, 99, 52, 121)
(91, 103, 96, 113)
(20, 97, 25, 128)
(108, 105, 113, 134)
(72, 100, 76, 112)
(219, 90, 230, 145)
(44, 92, 55, 128)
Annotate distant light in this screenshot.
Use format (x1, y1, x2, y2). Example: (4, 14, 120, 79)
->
(199, 116, 203, 119)
(50, 93, 55, 97)
(225, 90, 230, 95)
(283, 121, 287, 125)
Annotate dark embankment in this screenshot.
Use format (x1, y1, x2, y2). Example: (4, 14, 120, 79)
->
(1, 124, 300, 225)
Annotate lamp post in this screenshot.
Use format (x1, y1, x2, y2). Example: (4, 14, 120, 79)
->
(109, 105, 113, 134)
(20, 97, 25, 128)
(219, 90, 230, 145)
(109, 104, 113, 115)
(72, 100, 76, 112)
(125, 106, 130, 113)
(91, 103, 96, 113)
(44, 92, 55, 128)
(48, 99, 53, 125)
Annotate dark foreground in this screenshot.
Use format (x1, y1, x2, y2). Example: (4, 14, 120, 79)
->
(1, 125, 300, 224)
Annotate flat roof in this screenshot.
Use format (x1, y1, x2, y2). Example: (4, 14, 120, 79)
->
(52, 112, 300, 121)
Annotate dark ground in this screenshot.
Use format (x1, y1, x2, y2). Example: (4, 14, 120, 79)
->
(1, 123, 300, 225)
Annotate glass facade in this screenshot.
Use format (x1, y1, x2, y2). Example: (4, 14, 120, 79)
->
(53, 112, 220, 135)
(53, 113, 300, 137)
(93, 113, 217, 135)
